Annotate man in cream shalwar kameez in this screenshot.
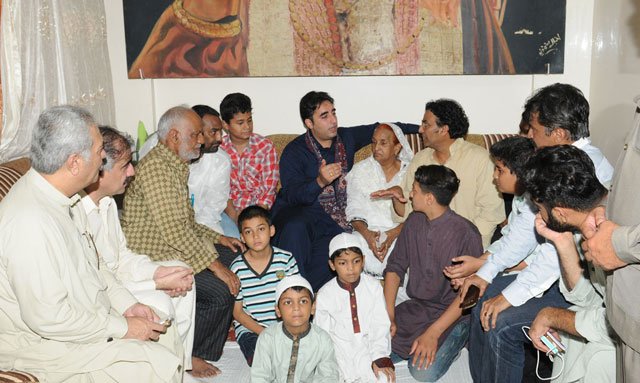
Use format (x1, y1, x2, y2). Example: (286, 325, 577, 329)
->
(0, 106, 182, 382)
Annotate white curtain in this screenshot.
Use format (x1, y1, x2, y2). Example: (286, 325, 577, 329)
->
(0, 0, 115, 162)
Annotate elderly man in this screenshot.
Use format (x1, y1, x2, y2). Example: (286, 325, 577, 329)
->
(122, 106, 244, 378)
(82, 126, 196, 371)
(0, 105, 182, 382)
(139, 104, 238, 238)
(377, 98, 505, 249)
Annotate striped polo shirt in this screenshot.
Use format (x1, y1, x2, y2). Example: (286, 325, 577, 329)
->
(230, 246, 299, 338)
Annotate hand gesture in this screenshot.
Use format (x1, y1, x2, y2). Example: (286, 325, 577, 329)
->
(210, 259, 241, 296)
(480, 294, 512, 331)
(370, 186, 407, 203)
(443, 255, 485, 279)
(534, 213, 574, 245)
(123, 302, 159, 322)
(528, 308, 555, 353)
(124, 316, 167, 341)
(458, 274, 489, 304)
(317, 160, 342, 187)
(219, 235, 246, 253)
(410, 328, 439, 370)
(154, 266, 194, 292)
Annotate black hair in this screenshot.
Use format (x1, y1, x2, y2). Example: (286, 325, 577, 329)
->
(489, 136, 536, 179)
(238, 205, 271, 229)
(98, 125, 133, 170)
(220, 93, 252, 123)
(522, 145, 607, 212)
(414, 165, 460, 206)
(191, 104, 220, 118)
(329, 246, 364, 262)
(299, 91, 334, 125)
(424, 99, 470, 139)
(522, 83, 590, 140)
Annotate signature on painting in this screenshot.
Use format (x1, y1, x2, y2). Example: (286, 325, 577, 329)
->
(539, 33, 562, 56)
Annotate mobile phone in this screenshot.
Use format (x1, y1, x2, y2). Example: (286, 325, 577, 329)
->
(461, 285, 480, 310)
(540, 334, 560, 355)
(158, 317, 173, 327)
(544, 331, 566, 353)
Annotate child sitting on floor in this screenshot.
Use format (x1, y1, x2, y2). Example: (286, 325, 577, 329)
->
(315, 232, 395, 383)
(251, 275, 338, 382)
(230, 206, 299, 365)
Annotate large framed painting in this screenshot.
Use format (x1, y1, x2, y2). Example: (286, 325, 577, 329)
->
(123, 0, 566, 78)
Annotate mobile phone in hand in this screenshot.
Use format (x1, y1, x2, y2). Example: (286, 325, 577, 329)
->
(461, 285, 480, 310)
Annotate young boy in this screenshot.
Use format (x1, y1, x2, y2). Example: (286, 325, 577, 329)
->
(443, 136, 537, 286)
(219, 93, 279, 221)
(315, 232, 395, 383)
(384, 165, 483, 382)
(230, 206, 299, 365)
(251, 275, 339, 382)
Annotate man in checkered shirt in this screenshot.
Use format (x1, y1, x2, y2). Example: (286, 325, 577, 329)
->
(122, 105, 245, 378)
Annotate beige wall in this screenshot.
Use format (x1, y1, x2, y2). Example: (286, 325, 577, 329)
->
(105, 1, 595, 140)
(588, 0, 640, 163)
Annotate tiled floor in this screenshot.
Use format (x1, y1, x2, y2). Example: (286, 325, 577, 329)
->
(185, 342, 473, 383)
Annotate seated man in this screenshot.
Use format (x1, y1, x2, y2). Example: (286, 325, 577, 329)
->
(0, 105, 182, 382)
(219, 93, 279, 221)
(271, 91, 417, 290)
(122, 106, 245, 378)
(463, 83, 614, 382)
(139, 104, 238, 237)
(377, 99, 505, 248)
(525, 145, 615, 383)
(384, 165, 483, 382)
(82, 126, 196, 371)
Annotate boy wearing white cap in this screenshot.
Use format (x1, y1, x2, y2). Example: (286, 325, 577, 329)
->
(251, 275, 339, 382)
(315, 232, 395, 383)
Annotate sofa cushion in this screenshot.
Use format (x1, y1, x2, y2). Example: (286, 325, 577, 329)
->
(0, 370, 39, 382)
(0, 166, 22, 202)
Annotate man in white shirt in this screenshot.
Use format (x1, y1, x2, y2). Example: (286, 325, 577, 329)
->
(139, 104, 238, 237)
(0, 105, 182, 382)
(83, 126, 197, 372)
(465, 83, 614, 382)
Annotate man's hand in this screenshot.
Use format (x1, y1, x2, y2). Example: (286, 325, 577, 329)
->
(480, 294, 512, 331)
(390, 319, 397, 337)
(534, 214, 575, 245)
(529, 308, 555, 353)
(317, 159, 342, 187)
(444, 255, 485, 279)
(219, 235, 245, 253)
(410, 328, 440, 370)
(154, 266, 194, 292)
(580, 205, 606, 239)
(210, 259, 240, 296)
(370, 186, 407, 203)
(459, 274, 489, 303)
(581, 213, 626, 271)
(123, 302, 159, 322)
(372, 363, 396, 383)
(360, 228, 381, 261)
(123, 316, 167, 341)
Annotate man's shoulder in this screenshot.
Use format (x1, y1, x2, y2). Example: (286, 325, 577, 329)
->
(281, 133, 311, 158)
(272, 246, 294, 259)
(316, 277, 338, 297)
(447, 209, 482, 236)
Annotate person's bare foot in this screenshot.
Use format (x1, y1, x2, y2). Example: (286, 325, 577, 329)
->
(189, 357, 221, 378)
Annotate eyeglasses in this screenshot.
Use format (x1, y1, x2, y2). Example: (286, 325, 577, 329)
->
(82, 230, 101, 269)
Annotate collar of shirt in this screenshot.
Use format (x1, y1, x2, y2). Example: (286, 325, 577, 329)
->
(336, 276, 361, 291)
(571, 137, 591, 149)
(222, 133, 259, 156)
(427, 207, 454, 225)
(282, 323, 311, 341)
(28, 169, 81, 209)
(448, 137, 465, 157)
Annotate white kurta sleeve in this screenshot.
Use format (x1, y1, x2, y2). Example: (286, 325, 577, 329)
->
(368, 281, 392, 361)
(346, 161, 375, 223)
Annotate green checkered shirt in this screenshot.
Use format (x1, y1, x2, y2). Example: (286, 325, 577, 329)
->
(121, 143, 221, 273)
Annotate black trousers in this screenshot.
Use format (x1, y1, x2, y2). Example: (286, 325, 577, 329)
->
(192, 244, 237, 361)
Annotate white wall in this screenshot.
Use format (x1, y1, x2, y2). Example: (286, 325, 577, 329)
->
(588, 0, 640, 163)
(105, 0, 594, 139)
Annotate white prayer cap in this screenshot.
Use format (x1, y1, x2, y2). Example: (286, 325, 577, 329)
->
(275, 275, 313, 305)
(329, 232, 365, 258)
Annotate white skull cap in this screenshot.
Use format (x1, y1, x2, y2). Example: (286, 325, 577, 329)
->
(275, 275, 314, 305)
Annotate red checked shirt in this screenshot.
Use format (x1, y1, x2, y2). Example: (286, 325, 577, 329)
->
(221, 133, 279, 210)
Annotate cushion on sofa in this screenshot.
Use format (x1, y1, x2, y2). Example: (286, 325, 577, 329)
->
(0, 370, 39, 382)
(0, 166, 22, 202)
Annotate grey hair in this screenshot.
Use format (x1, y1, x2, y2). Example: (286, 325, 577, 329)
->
(157, 105, 193, 140)
(99, 125, 134, 171)
(31, 105, 96, 174)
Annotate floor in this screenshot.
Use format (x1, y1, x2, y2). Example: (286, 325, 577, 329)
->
(184, 341, 473, 383)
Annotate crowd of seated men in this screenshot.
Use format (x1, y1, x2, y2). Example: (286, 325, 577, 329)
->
(2, 82, 639, 383)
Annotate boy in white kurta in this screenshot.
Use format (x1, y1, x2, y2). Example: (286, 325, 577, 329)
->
(315, 233, 395, 383)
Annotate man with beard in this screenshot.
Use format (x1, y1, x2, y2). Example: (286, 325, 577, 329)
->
(122, 106, 245, 378)
(525, 145, 615, 383)
(462, 83, 614, 382)
(82, 126, 196, 373)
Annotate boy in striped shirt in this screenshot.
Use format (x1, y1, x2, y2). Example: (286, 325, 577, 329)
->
(230, 206, 299, 365)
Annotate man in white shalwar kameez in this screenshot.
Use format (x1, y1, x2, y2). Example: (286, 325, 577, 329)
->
(82, 125, 196, 370)
(0, 106, 183, 382)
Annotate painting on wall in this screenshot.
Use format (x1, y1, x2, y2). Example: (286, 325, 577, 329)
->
(123, 0, 566, 79)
